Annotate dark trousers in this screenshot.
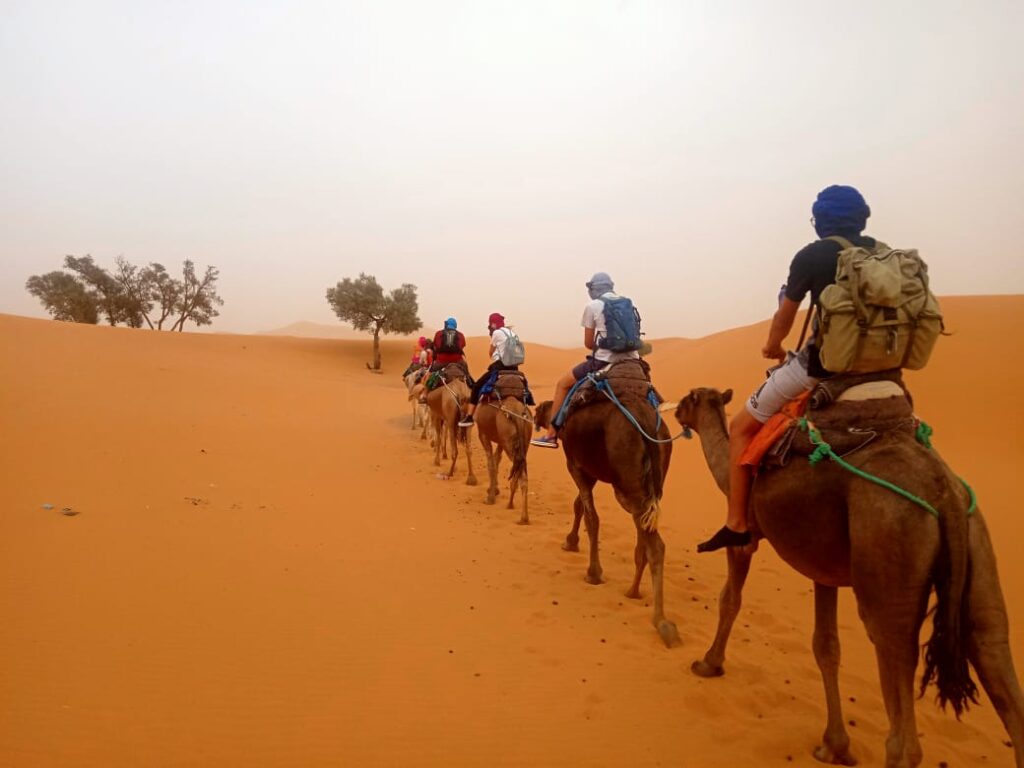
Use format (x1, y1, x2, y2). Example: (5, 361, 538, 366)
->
(469, 361, 517, 405)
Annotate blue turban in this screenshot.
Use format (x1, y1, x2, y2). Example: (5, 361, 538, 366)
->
(812, 185, 870, 239)
(444, 317, 457, 329)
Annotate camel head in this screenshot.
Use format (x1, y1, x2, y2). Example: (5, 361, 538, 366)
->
(533, 401, 553, 430)
(674, 387, 732, 435)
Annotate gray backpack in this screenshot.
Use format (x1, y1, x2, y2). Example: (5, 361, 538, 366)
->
(498, 328, 525, 366)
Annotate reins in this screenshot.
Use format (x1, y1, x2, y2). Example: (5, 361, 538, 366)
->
(798, 417, 976, 518)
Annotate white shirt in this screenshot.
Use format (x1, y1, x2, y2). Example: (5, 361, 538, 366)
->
(581, 291, 640, 363)
(490, 327, 512, 362)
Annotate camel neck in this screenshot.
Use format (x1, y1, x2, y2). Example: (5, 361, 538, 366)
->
(697, 407, 731, 496)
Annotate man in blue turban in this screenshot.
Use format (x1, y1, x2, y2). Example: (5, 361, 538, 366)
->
(698, 185, 881, 552)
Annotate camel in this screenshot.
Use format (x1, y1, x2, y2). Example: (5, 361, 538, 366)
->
(475, 388, 532, 525)
(674, 386, 1023, 768)
(534, 390, 678, 648)
(404, 369, 429, 436)
(425, 366, 477, 485)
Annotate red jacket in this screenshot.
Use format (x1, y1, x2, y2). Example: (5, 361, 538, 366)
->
(433, 329, 466, 365)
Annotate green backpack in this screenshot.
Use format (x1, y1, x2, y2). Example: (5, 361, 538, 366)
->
(816, 236, 944, 373)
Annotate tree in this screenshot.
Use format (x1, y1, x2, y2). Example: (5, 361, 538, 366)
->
(25, 271, 100, 324)
(170, 261, 223, 332)
(326, 273, 422, 370)
(26, 255, 223, 331)
(62, 255, 132, 327)
(145, 263, 182, 330)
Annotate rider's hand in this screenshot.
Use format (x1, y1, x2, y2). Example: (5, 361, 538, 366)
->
(762, 343, 786, 363)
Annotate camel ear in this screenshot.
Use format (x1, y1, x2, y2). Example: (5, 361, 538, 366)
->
(721, 388, 733, 404)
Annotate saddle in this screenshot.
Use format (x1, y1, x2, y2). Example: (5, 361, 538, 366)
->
(747, 370, 917, 471)
(482, 370, 531, 404)
(560, 358, 663, 426)
(426, 361, 470, 391)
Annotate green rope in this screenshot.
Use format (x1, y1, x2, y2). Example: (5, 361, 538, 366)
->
(798, 417, 976, 518)
(916, 420, 934, 449)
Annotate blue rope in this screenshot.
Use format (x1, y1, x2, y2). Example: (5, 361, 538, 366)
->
(594, 378, 692, 444)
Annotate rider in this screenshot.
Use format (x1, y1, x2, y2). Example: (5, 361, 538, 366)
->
(531, 272, 639, 449)
(698, 184, 878, 552)
(402, 336, 429, 379)
(458, 312, 522, 427)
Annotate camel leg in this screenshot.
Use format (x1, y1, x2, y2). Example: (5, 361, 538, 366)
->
(567, 469, 602, 584)
(462, 426, 477, 486)
(482, 436, 498, 504)
(581, 493, 603, 585)
(693, 545, 754, 677)
(432, 415, 443, 466)
(625, 537, 646, 599)
(513, 460, 528, 526)
(965, 512, 1024, 766)
(635, 521, 680, 648)
(812, 583, 856, 766)
(870, 631, 923, 768)
(446, 420, 459, 478)
(563, 495, 584, 552)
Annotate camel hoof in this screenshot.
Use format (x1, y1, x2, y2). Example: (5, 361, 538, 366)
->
(624, 588, 641, 600)
(466, 476, 478, 487)
(562, 540, 580, 553)
(813, 745, 856, 766)
(657, 620, 680, 648)
(516, 518, 529, 526)
(484, 496, 496, 506)
(691, 659, 725, 678)
(584, 572, 604, 585)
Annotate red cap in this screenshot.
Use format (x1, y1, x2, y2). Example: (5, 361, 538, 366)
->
(488, 312, 505, 328)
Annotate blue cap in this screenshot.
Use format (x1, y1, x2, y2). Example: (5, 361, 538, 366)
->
(444, 317, 457, 329)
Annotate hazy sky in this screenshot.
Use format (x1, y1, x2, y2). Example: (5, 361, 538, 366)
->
(2, 1, 1022, 346)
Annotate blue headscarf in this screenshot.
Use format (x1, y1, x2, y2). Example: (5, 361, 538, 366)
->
(444, 317, 457, 329)
(812, 185, 870, 239)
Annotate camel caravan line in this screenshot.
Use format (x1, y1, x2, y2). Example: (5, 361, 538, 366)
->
(399, 352, 1024, 768)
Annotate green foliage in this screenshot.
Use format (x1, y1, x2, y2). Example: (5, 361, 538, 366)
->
(325, 273, 422, 369)
(25, 255, 223, 331)
(25, 271, 100, 324)
(326, 273, 422, 334)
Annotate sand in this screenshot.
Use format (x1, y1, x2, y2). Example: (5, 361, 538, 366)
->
(1, 296, 1021, 767)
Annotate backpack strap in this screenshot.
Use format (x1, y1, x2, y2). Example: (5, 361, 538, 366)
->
(825, 235, 855, 250)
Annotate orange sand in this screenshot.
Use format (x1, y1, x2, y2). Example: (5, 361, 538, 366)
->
(1, 296, 1021, 767)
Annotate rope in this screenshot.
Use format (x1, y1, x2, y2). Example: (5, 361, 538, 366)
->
(799, 418, 975, 518)
(484, 401, 535, 425)
(594, 378, 692, 444)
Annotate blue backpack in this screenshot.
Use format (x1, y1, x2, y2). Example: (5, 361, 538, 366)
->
(597, 296, 643, 352)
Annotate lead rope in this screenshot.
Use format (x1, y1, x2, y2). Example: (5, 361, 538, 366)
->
(593, 377, 692, 444)
(798, 417, 976, 518)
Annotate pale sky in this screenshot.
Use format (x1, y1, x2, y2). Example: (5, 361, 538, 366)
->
(2, 0, 1022, 346)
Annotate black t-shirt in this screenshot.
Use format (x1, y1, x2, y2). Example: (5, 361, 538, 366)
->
(784, 234, 877, 377)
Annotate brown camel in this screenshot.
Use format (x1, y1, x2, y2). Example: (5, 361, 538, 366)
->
(674, 387, 1024, 768)
(475, 392, 532, 525)
(535, 394, 679, 647)
(425, 368, 477, 485)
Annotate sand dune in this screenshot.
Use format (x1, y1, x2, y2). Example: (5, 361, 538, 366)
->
(1, 296, 1021, 767)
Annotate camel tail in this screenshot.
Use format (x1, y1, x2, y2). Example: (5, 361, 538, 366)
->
(637, 429, 665, 532)
(920, 478, 979, 718)
(508, 414, 528, 486)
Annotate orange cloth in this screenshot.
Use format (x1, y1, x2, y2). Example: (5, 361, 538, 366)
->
(740, 389, 812, 468)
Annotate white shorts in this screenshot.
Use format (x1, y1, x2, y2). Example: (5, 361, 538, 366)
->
(746, 351, 819, 424)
